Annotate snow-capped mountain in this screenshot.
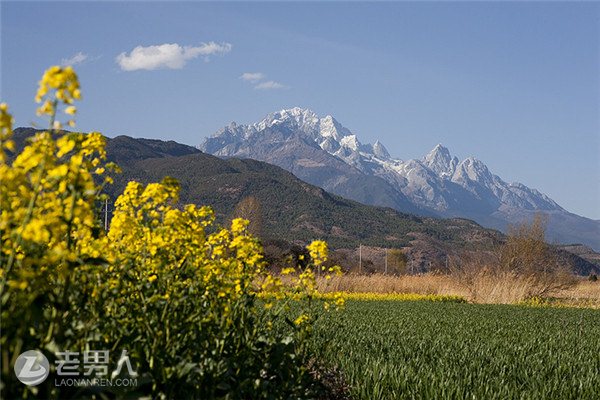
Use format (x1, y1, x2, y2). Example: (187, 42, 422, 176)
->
(200, 107, 600, 250)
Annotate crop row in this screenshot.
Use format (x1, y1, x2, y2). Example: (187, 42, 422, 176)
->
(310, 300, 600, 399)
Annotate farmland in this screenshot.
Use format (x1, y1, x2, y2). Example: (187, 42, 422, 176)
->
(3, 52, 600, 399)
(310, 300, 600, 399)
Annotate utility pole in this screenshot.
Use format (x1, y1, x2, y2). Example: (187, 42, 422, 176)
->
(102, 198, 111, 231)
(104, 198, 108, 231)
(384, 248, 388, 275)
(359, 244, 362, 275)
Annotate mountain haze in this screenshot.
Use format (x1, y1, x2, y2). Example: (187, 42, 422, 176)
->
(200, 108, 600, 250)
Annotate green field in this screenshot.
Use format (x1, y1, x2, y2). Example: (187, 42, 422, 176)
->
(310, 301, 600, 399)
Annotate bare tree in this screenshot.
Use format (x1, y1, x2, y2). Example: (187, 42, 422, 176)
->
(498, 213, 573, 295)
(450, 213, 574, 303)
(233, 196, 263, 237)
(388, 249, 408, 275)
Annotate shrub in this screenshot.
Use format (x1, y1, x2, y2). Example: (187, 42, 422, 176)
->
(388, 249, 408, 275)
(450, 215, 574, 303)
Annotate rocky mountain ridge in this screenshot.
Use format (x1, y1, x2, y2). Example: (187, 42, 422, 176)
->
(200, 107, 599, 250)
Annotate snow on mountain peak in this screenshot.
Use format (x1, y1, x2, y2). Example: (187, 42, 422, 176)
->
(201, 107, 567, 218)
(319, 114, 348, 141)
(453, 157, 492, 182)
(424, 143, 450, 161)
(254, 107, 319, 132)
(372, 140, 391, 159)
(339, 134, 361, 151)
(423, 143, 457, 178)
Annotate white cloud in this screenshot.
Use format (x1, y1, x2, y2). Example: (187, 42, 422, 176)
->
(61, 52, 88, 66)
(240, 72, 287, 90)
(116, 42, 232, 71)
(240, 72, 265, 83)
(254, 80, 286, 90)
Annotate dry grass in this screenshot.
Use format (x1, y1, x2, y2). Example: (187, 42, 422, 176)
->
(457, 272, 557, 304)
(563, 280, 600, 300)
(549, 280, 600, 307)
(317, 274, 466, 297)
(315, 214, 600, 307)
(316, 274, 600, 307)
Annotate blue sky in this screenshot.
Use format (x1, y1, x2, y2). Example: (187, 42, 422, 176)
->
(2, 1, 599, 219)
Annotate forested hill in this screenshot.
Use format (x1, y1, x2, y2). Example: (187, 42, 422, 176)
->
(10, 128, 598, 275)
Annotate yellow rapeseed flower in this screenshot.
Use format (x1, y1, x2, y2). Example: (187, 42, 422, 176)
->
(231, 218, 249, 234)
(294, 314, 309, 326)
(306, 240, 328, 266)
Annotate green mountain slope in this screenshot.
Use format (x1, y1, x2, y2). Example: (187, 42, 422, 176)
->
(103, 134, 500, 251)
(10, 128, 599, 275)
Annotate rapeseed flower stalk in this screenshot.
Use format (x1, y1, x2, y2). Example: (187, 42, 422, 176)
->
(307, 239, 327, 266)
(0, 103, 15, 163)
(35, 65, 81, 129)
(1, 66, 343, 399)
